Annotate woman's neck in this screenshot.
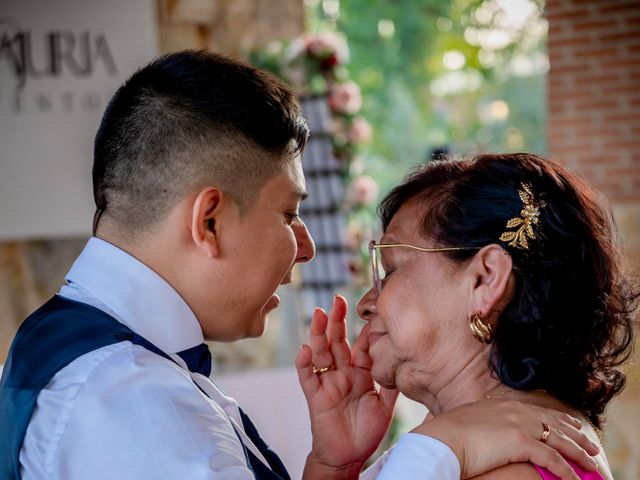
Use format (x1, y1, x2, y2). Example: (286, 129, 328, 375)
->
(403, 351, 506, 414)
(400, 349, 578, 419)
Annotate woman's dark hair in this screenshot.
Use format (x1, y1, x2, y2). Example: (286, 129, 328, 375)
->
(379, 153, 638, 428)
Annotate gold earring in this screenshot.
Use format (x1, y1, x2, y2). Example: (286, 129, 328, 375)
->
(469, 311, 494, 344)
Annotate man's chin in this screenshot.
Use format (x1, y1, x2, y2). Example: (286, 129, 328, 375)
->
(236, 294, 280, 340)
(265, 293, 281, 311)
(243, 314, 268, 340)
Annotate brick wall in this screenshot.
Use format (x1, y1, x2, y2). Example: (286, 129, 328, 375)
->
(546, 2, 640, 479)
(547, 0, 640, 203)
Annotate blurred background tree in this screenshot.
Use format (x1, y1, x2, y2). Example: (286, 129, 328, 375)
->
(306, 0, 548, 200)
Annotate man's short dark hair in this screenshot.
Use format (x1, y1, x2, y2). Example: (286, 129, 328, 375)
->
(92, 50, 309, 235)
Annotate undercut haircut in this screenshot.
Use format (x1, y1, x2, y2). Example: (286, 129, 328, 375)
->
(92, 50, 309, 235)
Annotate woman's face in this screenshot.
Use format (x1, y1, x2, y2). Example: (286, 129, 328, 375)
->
(357, 199, 478, 396)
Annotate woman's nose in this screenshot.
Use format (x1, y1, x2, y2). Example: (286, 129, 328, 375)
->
(356, 287, 377, 322)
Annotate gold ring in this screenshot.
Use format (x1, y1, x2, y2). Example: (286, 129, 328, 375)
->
(541, 423, 551, 443)
(312, 364, 335, 375)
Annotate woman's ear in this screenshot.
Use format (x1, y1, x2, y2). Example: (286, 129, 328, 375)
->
(468, 244, 515, 320)
(190, 187, 224, 259)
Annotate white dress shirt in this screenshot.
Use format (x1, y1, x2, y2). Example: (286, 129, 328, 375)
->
(19, 237, 460, 479)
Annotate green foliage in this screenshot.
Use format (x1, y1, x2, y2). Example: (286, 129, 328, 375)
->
(307, 0, 548, 194)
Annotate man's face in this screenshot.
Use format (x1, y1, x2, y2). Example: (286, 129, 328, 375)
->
(203, 158, 315, 341)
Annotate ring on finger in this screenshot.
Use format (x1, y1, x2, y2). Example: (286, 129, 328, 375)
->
(541, 423, 551, 443)
(312, 364, 335, 375)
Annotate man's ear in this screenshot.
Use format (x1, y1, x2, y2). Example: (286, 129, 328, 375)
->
(467, 244, 515, 321)
(190, 187, 225, 259)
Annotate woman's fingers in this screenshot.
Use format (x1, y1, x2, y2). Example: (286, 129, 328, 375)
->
(379, 387, 400, 413)
(327, 295, 351, 368)
(523, 441, 581, 480)
(349, 323, 378, 395)
(351, 323, 373, 370)
(510, 403, 599, 476)
(541, 425, 599, 474)
(295, 344, 320, 401)
(309, 307, 334, 371)
(547, 414, 600, 457)
(540, 412, 599, 472)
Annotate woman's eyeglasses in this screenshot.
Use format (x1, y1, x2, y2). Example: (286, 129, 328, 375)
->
(368, 240, 481, 297)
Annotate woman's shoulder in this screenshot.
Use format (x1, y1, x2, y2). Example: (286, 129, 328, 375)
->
(470, 462, 541, 480)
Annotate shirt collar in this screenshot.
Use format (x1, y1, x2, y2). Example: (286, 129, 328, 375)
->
(64, 237, 204, 353)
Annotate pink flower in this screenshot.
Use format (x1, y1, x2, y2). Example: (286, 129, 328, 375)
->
(348, 175, 379, 206)
(328, 81, 362, 114)
(348, 116, 373, 144)
(305, 32, 349, 65)
(343, 225, 360, 250)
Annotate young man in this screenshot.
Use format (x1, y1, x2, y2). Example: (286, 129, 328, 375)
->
(0, 51, 599, 479)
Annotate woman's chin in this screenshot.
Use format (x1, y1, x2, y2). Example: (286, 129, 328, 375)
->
(371, 364, 397, 390)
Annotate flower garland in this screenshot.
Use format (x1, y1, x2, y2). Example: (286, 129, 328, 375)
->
(251, 32, 374, 183)
(251, 31, 379, 286)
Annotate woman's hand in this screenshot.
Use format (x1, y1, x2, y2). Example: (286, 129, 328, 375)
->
(296, 295, 399, 479)
(412, 400, 601, 480)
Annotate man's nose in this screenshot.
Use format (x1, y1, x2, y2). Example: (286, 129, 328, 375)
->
(356, 287, 377, 322)
(294, 220, 315, 263)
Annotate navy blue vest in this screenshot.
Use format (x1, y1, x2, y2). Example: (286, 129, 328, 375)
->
(0, 295, 290, 480)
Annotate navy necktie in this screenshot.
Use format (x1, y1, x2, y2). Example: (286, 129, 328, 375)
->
(176, 344, 290, 479)
(176, 343, 212, 377)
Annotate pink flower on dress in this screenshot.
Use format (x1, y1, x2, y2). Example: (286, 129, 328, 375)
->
(328, 81, 362, 115)
(348, 116, 373, 144)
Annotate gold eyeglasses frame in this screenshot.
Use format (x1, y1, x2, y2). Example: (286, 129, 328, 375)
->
(368, 240, 481, 297)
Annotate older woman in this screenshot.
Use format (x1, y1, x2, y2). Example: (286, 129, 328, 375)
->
(298, 153, 637, 479)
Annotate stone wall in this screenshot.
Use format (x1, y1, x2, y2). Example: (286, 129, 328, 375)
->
(158, 0, 305, 58)
(546, 1, 640, 478)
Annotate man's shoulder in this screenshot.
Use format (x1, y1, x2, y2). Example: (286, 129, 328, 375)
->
(55, 340, 189, 393)
(32, 340, 234, 445)
(24, 342, 252, 479)
(37, 340, 198, 418)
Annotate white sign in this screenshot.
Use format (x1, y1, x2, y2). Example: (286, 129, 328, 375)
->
(0, 0, 158, 240)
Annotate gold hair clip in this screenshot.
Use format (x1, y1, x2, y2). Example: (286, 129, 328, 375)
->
(499, 182, 546, 250)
